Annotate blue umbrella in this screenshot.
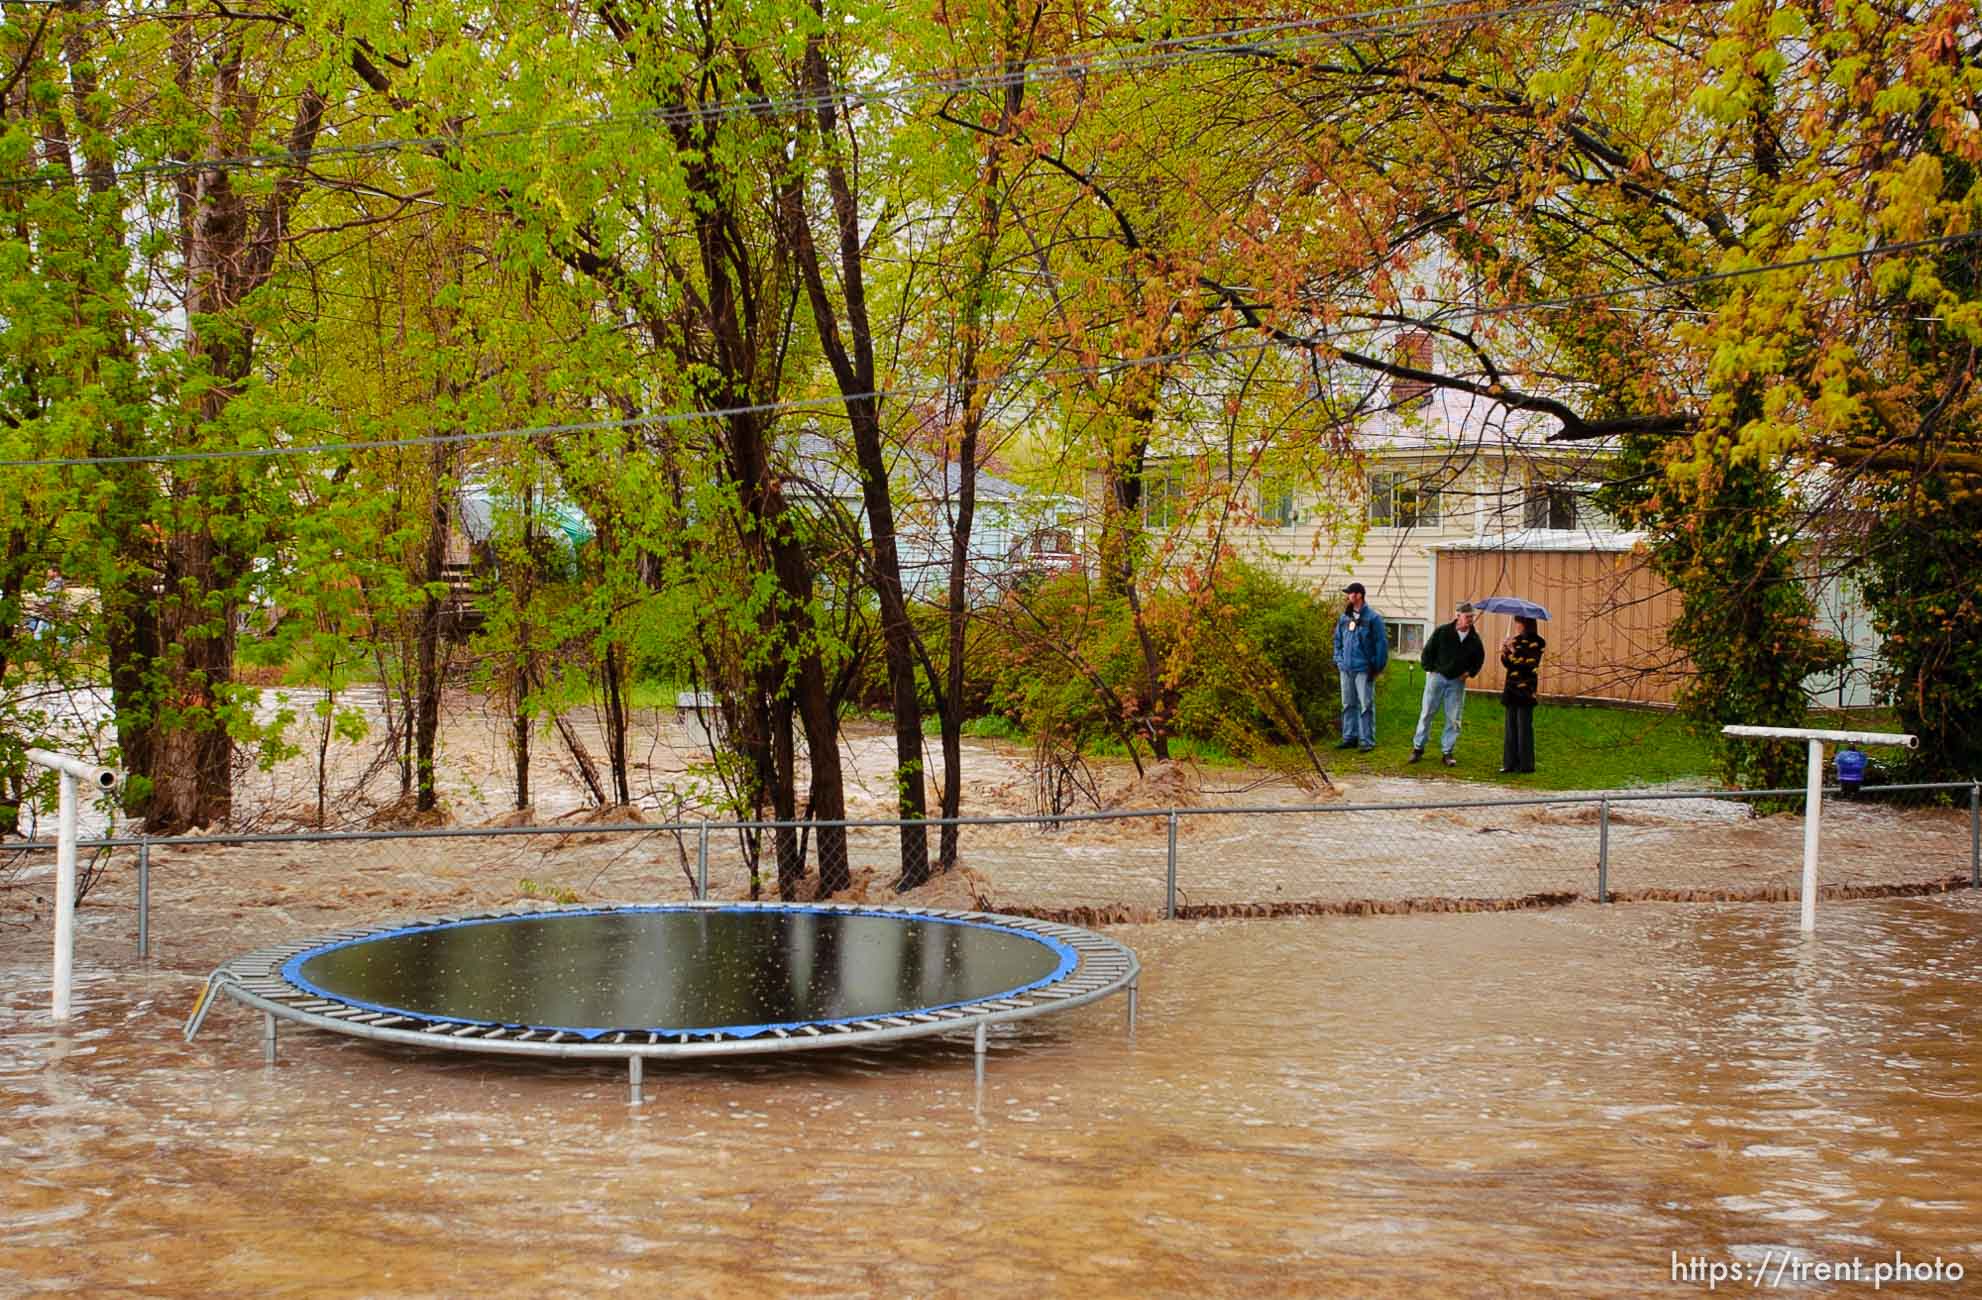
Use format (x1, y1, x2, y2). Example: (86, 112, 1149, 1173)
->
(1470, 595, 1551, 620)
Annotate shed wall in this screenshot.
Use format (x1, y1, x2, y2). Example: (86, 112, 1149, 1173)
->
(1435, 547, 1690, 704)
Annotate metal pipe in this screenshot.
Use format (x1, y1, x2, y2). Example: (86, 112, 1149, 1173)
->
(1802, 737, 1824, 933)
(262, 1012, 278, 1064)
(23, 782, 1982, 856)
(24, 748, 119, 789)
(1165, 812, 1179, 920)
(1126, 980, 1138, 1034)
(1721, 725, 1919, 749)
(137, 838, 150, 958)
(696, 823, 709, 901)
(628, 1055, 643, 1106)
(1597, 799, 1610, 904)
(23, 750, 117, 1023)
(1971, 783, 1979, 890)
(52, 771, 77, 1022)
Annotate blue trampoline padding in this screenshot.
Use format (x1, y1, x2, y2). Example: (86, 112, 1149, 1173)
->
(279, 905, 1080, 1041)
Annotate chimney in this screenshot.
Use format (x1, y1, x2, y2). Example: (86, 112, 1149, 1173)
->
(1390, 331, 1434, 407)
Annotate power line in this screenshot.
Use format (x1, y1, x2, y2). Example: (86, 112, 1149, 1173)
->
(0, 0, 1603, 193)
(3, 229, 1972, 472)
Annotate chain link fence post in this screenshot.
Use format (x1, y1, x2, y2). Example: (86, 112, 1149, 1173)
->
(1165, 811, 1179, 920)
(1597, 798, 1610, 903)
(137, 836, 150, 957)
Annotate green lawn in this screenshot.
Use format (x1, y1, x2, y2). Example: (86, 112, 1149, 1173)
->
(1317, 665, 1717, 790)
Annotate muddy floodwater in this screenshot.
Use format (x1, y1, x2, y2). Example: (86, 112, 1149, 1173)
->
(3, 893, 1979, 1296)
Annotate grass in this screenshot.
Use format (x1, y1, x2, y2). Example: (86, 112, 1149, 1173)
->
(935, 672, 1718, 790)
(1318, 665, 1718, 790)
(231, 637, 1720, 790)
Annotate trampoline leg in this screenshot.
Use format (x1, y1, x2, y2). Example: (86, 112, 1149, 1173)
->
(1126, 980, 1138, 1035)
(628, 1055, 643, 1106)
(262, 1012, 278, 1064)
(973, 1022, 987, 1088)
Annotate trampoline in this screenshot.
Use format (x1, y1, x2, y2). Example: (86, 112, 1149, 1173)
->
(185, 902, 1140, 1101)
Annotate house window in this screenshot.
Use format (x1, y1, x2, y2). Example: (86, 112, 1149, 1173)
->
(1142, 470, 1187, 530)
(1522, 479, 1616, 531)
(1386, 621, 1425, 654)
(1524, 482, 1578, 530)
(1261, 473, 1299, 527)
(1368, 471, 1441, 528)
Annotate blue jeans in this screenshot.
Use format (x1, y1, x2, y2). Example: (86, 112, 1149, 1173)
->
(1339, 669, 1375, 746)
(1412, 672, 1467, 754)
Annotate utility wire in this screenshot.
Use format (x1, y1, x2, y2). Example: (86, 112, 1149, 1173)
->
(2, 229, 1972, 471)
(0, 0, 1605, 192)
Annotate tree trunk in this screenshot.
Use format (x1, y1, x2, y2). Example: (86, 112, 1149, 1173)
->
(413, 452, 446, 813)
(936, 42, 1027, 871)
(602, 641, 631, 807)
(783, 24, 927, 888)
(135, 26, 326, 831)
(512, 658, 532, 811)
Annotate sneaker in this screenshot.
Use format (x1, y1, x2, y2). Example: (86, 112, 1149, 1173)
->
(1359, 744, 1376, 753)
(1335, 738, 1360, 750)
(1441, 753, 1457, 767)
(1408, 747, 1424, 764)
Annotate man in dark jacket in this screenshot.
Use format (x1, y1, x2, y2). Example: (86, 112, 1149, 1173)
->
(1409, 601, 1486, 766)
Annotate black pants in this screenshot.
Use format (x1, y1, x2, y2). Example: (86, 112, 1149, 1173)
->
(1502, 700, 1535, 773)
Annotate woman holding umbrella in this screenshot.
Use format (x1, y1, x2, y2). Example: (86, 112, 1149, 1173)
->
(1498, 614, 1547, 774)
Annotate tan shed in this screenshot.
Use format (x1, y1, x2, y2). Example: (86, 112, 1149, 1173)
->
(1434, 534, 1690, 705)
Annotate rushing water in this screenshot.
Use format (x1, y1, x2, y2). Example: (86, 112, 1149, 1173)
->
(3, 895, 1980, 1295)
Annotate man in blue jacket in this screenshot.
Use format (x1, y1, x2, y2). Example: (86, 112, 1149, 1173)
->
(1332, 582, 1388, 751)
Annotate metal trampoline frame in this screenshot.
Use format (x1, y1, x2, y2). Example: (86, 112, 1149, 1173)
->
(184, 901, 1141, 1103)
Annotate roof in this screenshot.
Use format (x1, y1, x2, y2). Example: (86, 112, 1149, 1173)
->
(1437, 527, 1647, 554)
(791, 432, 1032, 504)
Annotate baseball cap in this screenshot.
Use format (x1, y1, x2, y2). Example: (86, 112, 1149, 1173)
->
(1343, 582, 1366, 595)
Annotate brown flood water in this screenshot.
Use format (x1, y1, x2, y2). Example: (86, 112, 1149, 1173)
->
(4, 895, 1981, 1296)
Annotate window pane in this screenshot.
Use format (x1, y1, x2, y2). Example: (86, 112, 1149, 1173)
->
(1262, 475, 1298, 526)
(1385, 622, 1425, 653)
(1370, 471, 1439, 527)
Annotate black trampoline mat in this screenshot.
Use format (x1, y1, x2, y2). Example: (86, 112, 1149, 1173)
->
(285, 908, 1072, 1036)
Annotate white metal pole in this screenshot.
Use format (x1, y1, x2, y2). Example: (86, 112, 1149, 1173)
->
(1801, 737, 1823, 934)
(25, 749, 120, 1023)
(1719, 727, 1915, 938)
(53, 771, 77, 1022)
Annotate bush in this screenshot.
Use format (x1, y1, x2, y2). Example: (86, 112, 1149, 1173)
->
(978, 560, 1339, 760)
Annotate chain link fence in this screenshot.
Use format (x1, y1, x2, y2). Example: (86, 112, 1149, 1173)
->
(5, 782, 1976, 949)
